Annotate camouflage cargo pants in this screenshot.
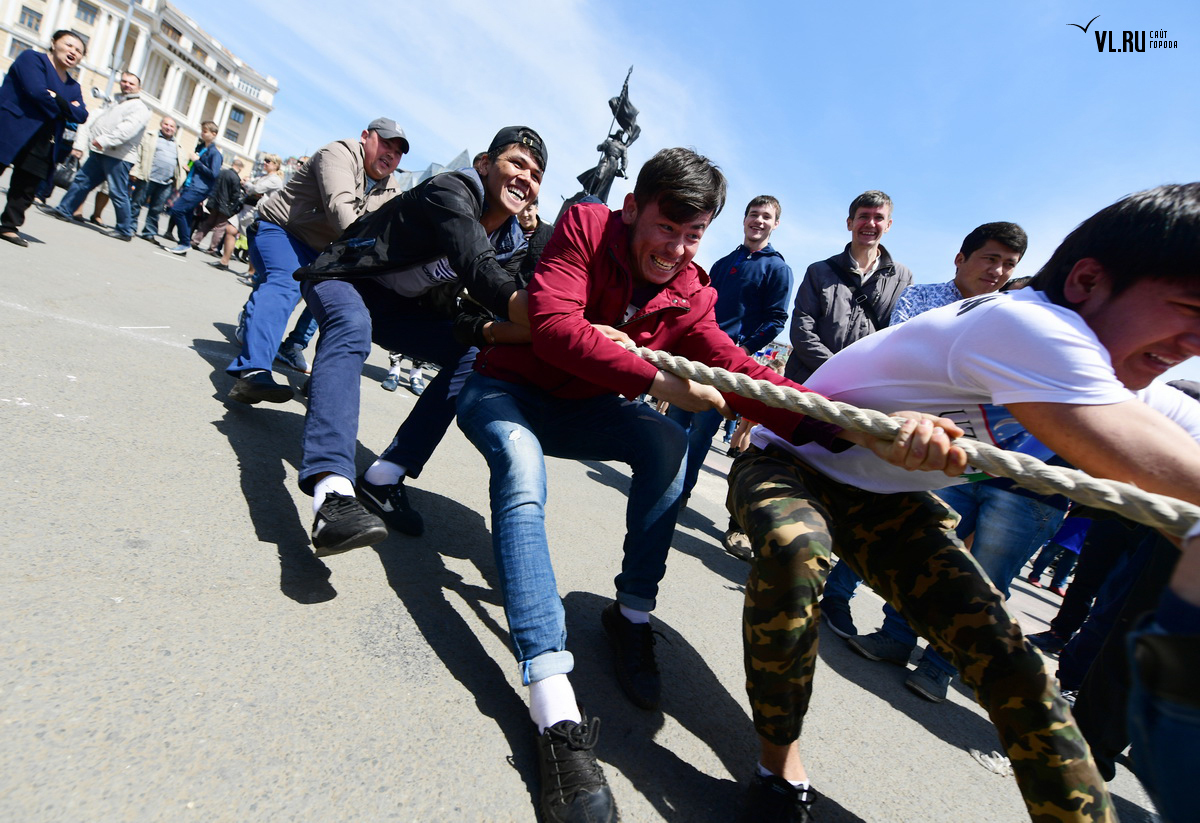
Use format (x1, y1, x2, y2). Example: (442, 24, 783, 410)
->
(729, 447, 1113, 822)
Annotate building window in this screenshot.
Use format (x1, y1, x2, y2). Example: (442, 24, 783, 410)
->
(8, 38, 36, 58)
(191, 44, 207, 62)
(174, 75, 196, 115)
(76, 1, 98, 25)
(18, 6, 42, 32)
(216, 63, 229, 77)
(224, 128, 239, 142)
(160, 21, 181, 41)
(229, 107, 246, 125)
(237, 79, 261, 99)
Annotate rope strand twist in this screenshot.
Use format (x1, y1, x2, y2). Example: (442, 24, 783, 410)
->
(623, 342, 1200, 537)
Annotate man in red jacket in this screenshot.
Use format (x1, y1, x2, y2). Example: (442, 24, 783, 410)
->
(456, 147, 961, 823)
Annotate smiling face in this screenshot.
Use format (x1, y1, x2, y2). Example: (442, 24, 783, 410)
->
(846, 204, 892, 251)
(482, 145, 543, 217)
(361, 130, 405, 181)
(50, 34, 85, 71)
(954, 239, 1022, 298)
(159, 117, 177, 138)
(1067, 260, 1200, 389)
(743, 203, 779, 247)
(517, 201, 539, 232)
(621, 194, 712, 286)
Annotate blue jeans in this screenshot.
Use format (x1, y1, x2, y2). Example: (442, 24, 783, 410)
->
(1029, 542, 1078, 590)
(665, 405, 725, 498)
(298, 277, 470, 492)
(879, 482, 1067, 675)
(132, 179, 174, 237)
(167, 184, 208, 244)
(456, 373, 687, 685)
(226, 222, 317, 376)
(55, 154, 134, 236)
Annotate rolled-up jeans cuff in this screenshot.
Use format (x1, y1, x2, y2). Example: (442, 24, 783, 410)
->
(616, 592, 656, 613)
(522, 651, 574, 686)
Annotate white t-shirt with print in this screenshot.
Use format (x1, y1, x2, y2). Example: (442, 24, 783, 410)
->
(753, 288, 1200, 493)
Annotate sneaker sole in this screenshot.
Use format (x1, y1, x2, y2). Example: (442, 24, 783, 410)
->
(905, 674, 949, 703)
(312, 523, 389, 557)
(845, 637, 910, 665)
(821, 611, 857, 640)
(600, 605, 660, 711)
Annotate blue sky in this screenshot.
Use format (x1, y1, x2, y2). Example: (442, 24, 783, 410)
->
(199, 0, 1200, 379)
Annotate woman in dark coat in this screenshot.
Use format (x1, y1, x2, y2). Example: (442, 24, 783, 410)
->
(0, 30, 88, 246)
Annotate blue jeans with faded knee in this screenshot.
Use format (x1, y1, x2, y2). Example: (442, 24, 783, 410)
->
(456, 374, 687, 685)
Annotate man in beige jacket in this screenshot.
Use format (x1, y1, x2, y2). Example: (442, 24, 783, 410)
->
(130, 116, 187, 242)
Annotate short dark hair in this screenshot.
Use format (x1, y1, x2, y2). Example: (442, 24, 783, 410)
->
(121, 70, 140, 84)
(960, 221, 1028, 260)
(848, 190, 892, 220)
(51, 29, 87, 56)
(745, 195, 781, 220)
(1030, 183, 1200, 305)
(200, 120, 218, 133)
(633, 148, 726, 223)
(1000, 276, 1033, 292)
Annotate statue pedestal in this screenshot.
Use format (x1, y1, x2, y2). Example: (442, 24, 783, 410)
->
(554, 192, 604, 226)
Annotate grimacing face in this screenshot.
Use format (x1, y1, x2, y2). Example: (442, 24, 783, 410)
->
(361, 129, 405, 181)
(621, 194, 711, 287)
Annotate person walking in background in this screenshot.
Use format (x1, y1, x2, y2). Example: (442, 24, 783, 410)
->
(166, 120, 221, 255)
(0, 30, 88, 246)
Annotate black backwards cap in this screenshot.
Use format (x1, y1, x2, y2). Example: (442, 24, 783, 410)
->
(488, 126, 547, 171)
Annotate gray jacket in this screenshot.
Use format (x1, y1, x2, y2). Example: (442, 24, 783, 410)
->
(784, 243, 912, 382)
(74, 93, 149, 164)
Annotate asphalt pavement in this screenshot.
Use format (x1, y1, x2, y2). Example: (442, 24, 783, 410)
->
(0, 197, 1159, 822)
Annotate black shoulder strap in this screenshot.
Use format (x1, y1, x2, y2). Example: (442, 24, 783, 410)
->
(827, 260, 888, 331)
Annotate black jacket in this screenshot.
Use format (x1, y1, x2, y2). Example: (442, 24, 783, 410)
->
(295, 169, 519, 319)
(206, 167, 245, 218)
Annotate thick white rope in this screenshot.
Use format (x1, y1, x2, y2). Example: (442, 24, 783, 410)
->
(626, 344, 1200, 538)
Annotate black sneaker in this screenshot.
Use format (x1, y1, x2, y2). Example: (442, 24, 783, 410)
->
(311, 492, 388, 557)
(600, 601, 661, 710)
(819, 595, 857, 639)
(356, 475, 424, 536)
(227, 370, 294, 405)
(537, 717, 617, 823)
(1028, 629, 1068, 655)
(740, 773, 819, 823)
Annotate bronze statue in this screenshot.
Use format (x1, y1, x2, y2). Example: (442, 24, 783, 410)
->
(573, 67, 640, 206)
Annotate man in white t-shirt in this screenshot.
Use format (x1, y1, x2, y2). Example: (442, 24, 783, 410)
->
(730, 183, 1200, 823)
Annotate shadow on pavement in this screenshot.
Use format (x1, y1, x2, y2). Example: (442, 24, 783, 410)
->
(197, 335, 340, 604)
(816, 621, 1011, 760)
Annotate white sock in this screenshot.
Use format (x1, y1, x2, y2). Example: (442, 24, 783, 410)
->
(529, 674, 581, 733)
(408, 367, 422, 381)
(620, 604, 650, 624)
(756, 762, 810, 790)
(313, 474, 355, 516)
(364, 460, 405, 487)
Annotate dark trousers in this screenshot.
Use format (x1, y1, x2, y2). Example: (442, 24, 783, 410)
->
(1, 164, 44, 232)
(1049, 517, 1140, 639)
(132, 179, 174, 238)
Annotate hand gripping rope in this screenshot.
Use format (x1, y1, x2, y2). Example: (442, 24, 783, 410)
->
(623, 343, 1200, 538)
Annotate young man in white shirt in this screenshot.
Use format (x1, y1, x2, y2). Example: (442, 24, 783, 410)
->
(732, 183, 1200, 822)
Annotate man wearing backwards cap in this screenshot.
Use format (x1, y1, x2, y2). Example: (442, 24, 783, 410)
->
(290, 125, 546, 557)
(224, 117, 409, 404)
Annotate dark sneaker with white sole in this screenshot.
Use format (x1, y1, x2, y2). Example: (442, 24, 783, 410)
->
(740, 772, 819, 823)
(601, 601, 661, 710)
(819, 595, 857, 638)
(356, 475, 424, 536)
(311, 492, 388, 557)
(537, 716, 617, 823)
(845, 629, 914, 665)
(904, 657, 952, 702)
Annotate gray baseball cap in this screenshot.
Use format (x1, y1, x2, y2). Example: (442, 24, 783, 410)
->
(367, 117, 410, 154)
